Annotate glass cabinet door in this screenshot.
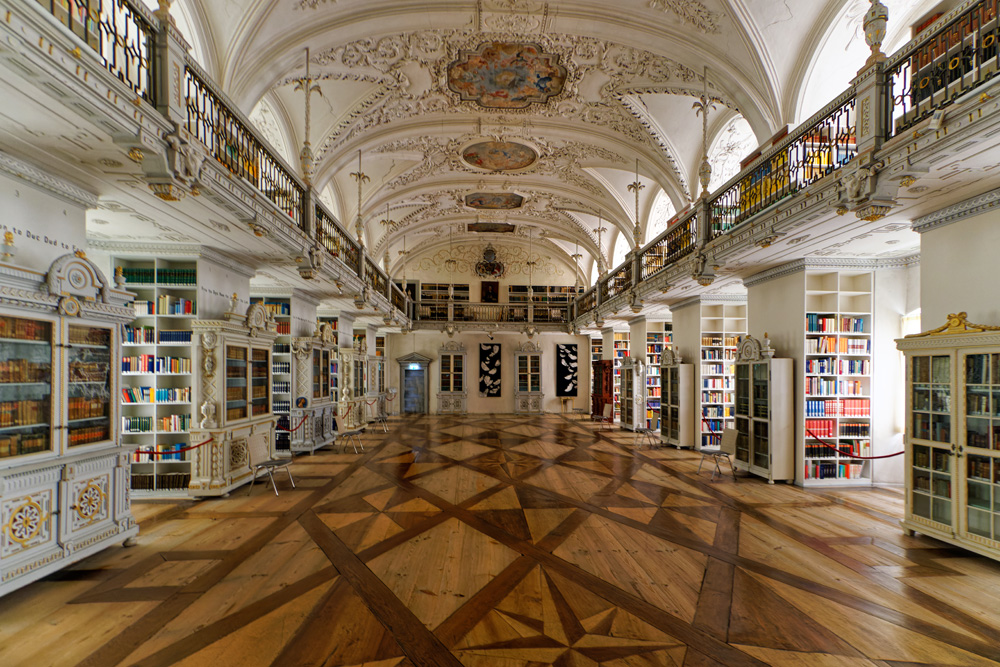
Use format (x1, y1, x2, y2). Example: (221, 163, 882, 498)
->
(910, 443, 953, 526)
(452, 356, 463, 392)
(530, 355, 540, 392)
(735, 363, 750, 416)
(517, 356, 528, 392)
(330, 357, 339, 401)
(226, 346, 248, 421)
(912, 354, 952, 444)
(735, 416, 750, 463)
(0, 316, 53, 458)
(752, 362, 769, 419)
(66, 324, 112, 446)
(251, 348, 270, 416)
(440, 355, 451, 392)
(962, 352, 1000, 542)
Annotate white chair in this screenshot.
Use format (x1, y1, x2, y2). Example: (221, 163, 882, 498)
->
(632, 426, 659, 449)
(246, 432, 295, 496)
(335, 412, 364, 453)
(698, 427, 739, 482)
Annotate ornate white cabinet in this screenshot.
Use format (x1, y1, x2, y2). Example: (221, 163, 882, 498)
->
(514, 341, 543, 414)
(897, 313, 1000, 562)
(0, 253, 138, 596)
(188, 299, 278, 496)
(437, 341, 468, 414)
(660, 349, 694, 447)
(732, 335, 794, 483)
(289, 323, 338, 453)
(620, 356, 645, 431)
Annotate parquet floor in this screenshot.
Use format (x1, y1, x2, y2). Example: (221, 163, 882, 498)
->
(3, 415, 1000, 666)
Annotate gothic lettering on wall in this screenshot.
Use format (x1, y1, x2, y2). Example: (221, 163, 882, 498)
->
(556, 343, 578, 397)
(480, 343, 501, 396)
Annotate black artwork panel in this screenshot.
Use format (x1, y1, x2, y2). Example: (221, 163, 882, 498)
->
(480, 343, 501, 396)
(556, 343, 578, 397)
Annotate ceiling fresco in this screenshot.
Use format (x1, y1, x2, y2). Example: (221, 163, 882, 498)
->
(465, 192, 525, 209)
(447, 41, 567, 109)
(461, 141, 538, 172)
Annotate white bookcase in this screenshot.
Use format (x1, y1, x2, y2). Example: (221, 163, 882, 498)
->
(115, 257, 197, 497)
(646, 322, 671, 430)
(733, 335, 795, 483)
(897, 313, 1000, 562)
(613, 331, 629, 420)
(620, 356, 644, 431)
(802, 270, 874, 486)
(659, 349, 694, 448)
(514, 341, 543, 414)
(699, 302, 746, 449)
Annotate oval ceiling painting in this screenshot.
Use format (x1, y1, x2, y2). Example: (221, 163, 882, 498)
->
(465, 192, 525, 210)
(448, 42, 567, 109)
(462, 141, 538, 172)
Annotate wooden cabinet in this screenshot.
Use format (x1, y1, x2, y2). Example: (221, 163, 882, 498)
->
(188, 301, 278, 496)
(659, 349, 694, 448)
(514, 341, 543, 414)
(897, 313, 1000, 562)
(732, 335, 794, 482)
(591, 359, 614, 417)
(0, 253, 138, 596)
(437, 341, 467, 414)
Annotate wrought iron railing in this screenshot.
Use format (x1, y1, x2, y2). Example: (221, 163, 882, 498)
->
(577, 288, 597, 317)
(390, 282, 406, 313)
(709, 91, 857, 238)
(887, 0, 999, 137)
(640, 212, 698, 280)
(366, 257, 387, 296)
(315, 204, 360, 274)
(413, 302, 569, 324)
(37, 0, 155, 104)
(606, 262, 633, 299)
(184, 65, 306, 230)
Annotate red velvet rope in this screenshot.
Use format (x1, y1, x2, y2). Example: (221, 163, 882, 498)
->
(805, 428, 904, 460)
(134, 437, 213, 458)
(287, 415, 308, 433)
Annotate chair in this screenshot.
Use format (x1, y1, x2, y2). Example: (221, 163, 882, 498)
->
(246, 432, 295, 496)
(335, 412, 365, 453)
(592, 403, 614, 430)
(632, 426, 659, 449)
(698, 427, 738, 482)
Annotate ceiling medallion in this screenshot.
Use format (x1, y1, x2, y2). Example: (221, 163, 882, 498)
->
(465, 192, 524, 209)
(462, 141, 538, 171)
(447, 42, 566, 109)
(475, 244, 507, 278)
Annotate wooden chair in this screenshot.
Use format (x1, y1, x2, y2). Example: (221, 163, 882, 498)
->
(698, 427, 738, 482)
(246, 432, 295, 496)
(335, 412, 364, 453)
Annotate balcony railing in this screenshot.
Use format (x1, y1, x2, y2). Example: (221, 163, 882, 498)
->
(708, 90, 857, 238)
(316, 204, 360, 274)
(185, 65, 306, 231)
(36, 0, 155, 104)
(887, 0, 999, 137)
(413, 302, 569, 324)
(366, 257, 387, 296)
(640, 211, 698, 280)
(606, 262, 633, 300)
(390, 282, 406, 313)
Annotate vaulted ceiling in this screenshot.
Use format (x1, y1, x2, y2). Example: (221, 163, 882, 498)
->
(156, 0, 947, 283)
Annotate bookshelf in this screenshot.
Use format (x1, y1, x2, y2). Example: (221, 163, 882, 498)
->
(897, 314, 1000, 562)
(659, 349, 694, 448)
(591, 336, 602, 364)
(115, 257, 197, 497)
(508, 285, 582, 303)
(613, 332, 629, 420)
(592, 359, 614, 417)
(0, 253, 138, 596)
(699, 302, 746, 449)
(437, 341, 467, 414)
(514, 341, 543, 413)
(620, 356, 644, 431)
(251, 297, 293, 453)
(646, 322, 671, 430)
(733, 335, 794, 482)
(189, 302, 278, 496)
(802, 270, 874, 486)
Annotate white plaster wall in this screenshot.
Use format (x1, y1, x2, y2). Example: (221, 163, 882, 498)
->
(0, 171, 88, 271)
(197, 256, 251, 319)
(921, 210, 1000, 327)
(386, 331, 591, 414)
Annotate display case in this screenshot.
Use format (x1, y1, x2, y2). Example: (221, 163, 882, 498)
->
(619, 356, 645, 431)
(732, 335, 794, 483)
(514, 341, 543, 414)
(659, 349, 694, 448)
(0, 253, 138, 596)
(592, 359, 614, 417)
(188, 299, 278, 496)
(897, 313, 1000, 562)
(287, 323, 337, 454)
(437, 341, 467, 414)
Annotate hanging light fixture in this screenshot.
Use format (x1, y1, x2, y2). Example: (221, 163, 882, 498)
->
(349, 150, 370, 249)
(627, 159, 644, 248)
(595, 212, 607, 278)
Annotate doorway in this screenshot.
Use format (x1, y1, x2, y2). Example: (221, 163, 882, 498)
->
(403, 368, 426, 413)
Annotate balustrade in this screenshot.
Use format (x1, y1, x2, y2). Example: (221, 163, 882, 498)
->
(640, 212, 698, 280)
(366, 257, 388, 296)
(315, 205, 360, 274)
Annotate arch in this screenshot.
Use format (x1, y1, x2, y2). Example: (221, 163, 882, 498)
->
(706, 115, 757, 193)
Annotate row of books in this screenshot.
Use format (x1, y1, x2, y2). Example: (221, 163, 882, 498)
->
(805, 358, 871, 375)
(702, 419, 728, 433)
(647, 387, 661, 398)
(274, 343, 291, 354)
(805, 461, 866, 480)
(0, 359, 50, 383)
(226, 407, 246, 421)
(273, 362, 291, 374)
(121, 387, 191, 403)
(806, 337, 871, 354)
(0, 398, 47, 427)
(0, 316, 48, 341)
(701, 336, 740, 346)
(122, 416, 153, 433)
(252, 403, 269, 416)
(0, 432, 48, 458)
(805, 315, 868, 333)
(252, 386, 268, 399)
(123, 326, 155, 344)
(276, 322, 291, 334)
(122, 355, 192, 374)
(68, 361, 107, 383)
(158, 330, 192, 343)
(804, 378, 868, 396)
(158, 296, 196, 315)
(702, 349, 737, 360)
(132, 445, 187, 462)
(68, 327, 108, 346)
(273, 381, 290, 393)
(226, 387, 245, 400)
(704, 405, 733, 418)
(701, 363, 732, 375)
(134, 301, 154, 316)
(805, 419, 871, 437)
(804, 440, 870, 458)
(130, 472, 191, 490)
(702, 377, 733, 389)
(261, 302, 291, 316)
(68, 396, 106, 420)
(702, 391, 730, 403)
(805, 398, 871, 416)
(156, 268, 196, 285)
(159, 414, 190, 432)
(68, 425, 107, 446)
(274, 400, 290, 413)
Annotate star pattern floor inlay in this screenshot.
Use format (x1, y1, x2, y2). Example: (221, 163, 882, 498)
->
(2, 414, 1000, 667)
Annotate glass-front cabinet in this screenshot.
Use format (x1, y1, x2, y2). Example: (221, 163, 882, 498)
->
(0, 253, 138, 597)
(514, 341, 543, 414)
(659, 349, 694, 448)
(897, 314, 1000, 561)
(289, 323, 338, 454)
(732, 335, 794, 482)
(437, 342, 467, 414)
(619, 356, 644, 431)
